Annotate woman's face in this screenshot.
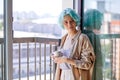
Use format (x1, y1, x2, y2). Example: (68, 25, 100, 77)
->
(63, 15, 76, 32)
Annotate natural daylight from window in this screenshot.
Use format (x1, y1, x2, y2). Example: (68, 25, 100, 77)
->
(13, 0, 63, 38)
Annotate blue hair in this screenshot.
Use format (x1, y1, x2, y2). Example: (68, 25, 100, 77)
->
(83, 9, 103, 30)
(58, 8, 80, 29)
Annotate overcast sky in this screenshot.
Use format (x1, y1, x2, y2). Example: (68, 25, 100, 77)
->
(13, 0, 62, 16)
(0, 0, 62, 15)
(1, 0, 120, 14)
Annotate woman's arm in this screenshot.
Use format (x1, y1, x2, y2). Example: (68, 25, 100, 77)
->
(73, 34, 95, 70)
(54, 50, 95, 70)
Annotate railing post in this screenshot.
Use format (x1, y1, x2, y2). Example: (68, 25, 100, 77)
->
(4, 0, 13, 80)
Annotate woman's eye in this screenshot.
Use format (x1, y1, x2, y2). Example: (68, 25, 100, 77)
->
(63, 20, 75, 25)
(71, 20, 74, 23)
(64, 21, 68, 24)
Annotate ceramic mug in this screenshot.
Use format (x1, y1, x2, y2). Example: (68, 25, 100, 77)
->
(52, 50, 63, 57)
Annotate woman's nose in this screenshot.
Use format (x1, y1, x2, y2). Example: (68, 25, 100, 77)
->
(67, 22, 72, 26)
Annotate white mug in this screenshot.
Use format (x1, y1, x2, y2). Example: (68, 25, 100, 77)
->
(52, 50, 63, 57)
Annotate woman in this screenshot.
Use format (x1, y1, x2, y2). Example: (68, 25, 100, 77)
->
(51, 8, 95, 80)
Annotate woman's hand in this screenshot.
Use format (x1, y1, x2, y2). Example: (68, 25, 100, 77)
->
(51, 55, 67, 64)
(51, 54, 77, 66)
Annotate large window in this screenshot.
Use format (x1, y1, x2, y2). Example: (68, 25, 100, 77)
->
(84, 0, 120, 80)
(12, 0, 74, 80)
(13, 0, 63, 38)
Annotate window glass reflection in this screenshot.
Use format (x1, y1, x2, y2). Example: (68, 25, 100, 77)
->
(84, 0, 120, 80)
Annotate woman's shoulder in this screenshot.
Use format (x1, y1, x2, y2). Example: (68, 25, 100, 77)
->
(61, 31, 89, 40)
(77, 33, 91, 43)
(61, 34, 68, 39)
(79, 33, 89, 39)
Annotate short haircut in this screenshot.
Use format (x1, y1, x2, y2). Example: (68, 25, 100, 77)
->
(58, 8, 80, 29)
(83, 9, 103, 30)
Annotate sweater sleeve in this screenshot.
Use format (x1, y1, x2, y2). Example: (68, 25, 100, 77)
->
(74, 34, 95, 70)
(55, 64, 61, 80)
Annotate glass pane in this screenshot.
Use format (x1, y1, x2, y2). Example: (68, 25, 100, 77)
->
(12, 0, 64, 80)
(13, 0, 62, 38)
(84, 0, 120, 80)
(0, 0, 3, 79)
(0, 0, 3, 38)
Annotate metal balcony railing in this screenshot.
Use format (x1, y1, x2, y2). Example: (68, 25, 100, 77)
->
(0, 37, 60, 80)
(0, 34, 120, 80)
(98, 34, 120, 80)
